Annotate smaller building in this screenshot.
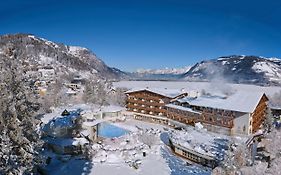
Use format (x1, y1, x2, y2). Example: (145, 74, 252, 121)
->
(168, 126, 229, 168)
(45, 137, 89, 155)
(42, 109, 82, 138)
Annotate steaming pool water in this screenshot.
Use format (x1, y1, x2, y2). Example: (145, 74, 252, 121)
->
(97, 122, 129, 138)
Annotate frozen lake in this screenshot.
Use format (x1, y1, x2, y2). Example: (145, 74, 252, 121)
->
(113, 81, 281, 97)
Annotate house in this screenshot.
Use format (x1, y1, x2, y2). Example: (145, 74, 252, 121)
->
(45, 137, 89, 155)
(125, 88, 188, 125)
(38, 67, 55, 81)
(42, 109, 82, 138)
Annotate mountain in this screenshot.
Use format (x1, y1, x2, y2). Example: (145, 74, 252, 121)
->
(128, 66, 191, 81)
(0, 34, 127, 80)
(181, 55, 281, 85)
(136, 66, 191, 75)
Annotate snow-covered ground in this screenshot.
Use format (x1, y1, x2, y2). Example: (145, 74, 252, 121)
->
(44, 116, 213, 175)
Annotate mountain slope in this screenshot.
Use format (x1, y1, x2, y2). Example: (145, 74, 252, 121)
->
(0, 34, 126, 80)
(128, 66, 191, 81)
(182, 55, 281, 85)
(136, 66, 191, 75)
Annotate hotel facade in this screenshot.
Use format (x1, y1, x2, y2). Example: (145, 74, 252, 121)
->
(126, 88, 268, 136)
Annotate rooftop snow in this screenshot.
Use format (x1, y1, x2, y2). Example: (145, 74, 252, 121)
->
(126, 88, 185, 98)
(165, 104, 201, 114)
(179, 91, 266, 113)
(45, 137, 89, 146)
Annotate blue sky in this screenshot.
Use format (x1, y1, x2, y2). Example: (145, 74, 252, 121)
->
(1, 0, 281, 71)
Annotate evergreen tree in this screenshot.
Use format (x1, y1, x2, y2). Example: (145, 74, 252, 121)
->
(0, 45, 44, 174)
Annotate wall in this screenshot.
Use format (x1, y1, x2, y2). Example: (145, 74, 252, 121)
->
(232, 113, 250, 135)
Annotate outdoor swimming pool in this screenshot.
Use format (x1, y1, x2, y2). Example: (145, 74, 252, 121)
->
(97, 122, 129, 138)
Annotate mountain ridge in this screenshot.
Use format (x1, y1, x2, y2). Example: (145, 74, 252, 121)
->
(0, 33, 127, 81)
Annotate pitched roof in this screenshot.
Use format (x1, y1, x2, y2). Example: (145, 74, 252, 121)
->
(178, 91, 267, 113)
(125, 88, 185, 98)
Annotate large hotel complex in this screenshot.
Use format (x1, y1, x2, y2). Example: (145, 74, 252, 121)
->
(125, 88, 268, 136)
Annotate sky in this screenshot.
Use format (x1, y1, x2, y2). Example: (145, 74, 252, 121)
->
(1, 0, 281, 71)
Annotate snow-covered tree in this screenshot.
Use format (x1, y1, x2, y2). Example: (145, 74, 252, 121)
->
(0, 45, 44, 174)
(106, 87, 127, 106)
(83, 77, 109, 106)
(270, 91, 281, 108)
(216, 140, 251, 174)
(138, 133, 157, 149)
(263, 107, 273, 133)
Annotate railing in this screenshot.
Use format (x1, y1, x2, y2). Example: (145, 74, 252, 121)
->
(129, 94, 163, 101)
(126, 104, 165, 113)
(127, 98, 163, 107)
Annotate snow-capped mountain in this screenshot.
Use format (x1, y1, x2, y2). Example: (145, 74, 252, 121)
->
(0, 34, 127, 80)
(128, 66, 191, 81)
(136, 66, 191, 75)
(181, 55, 281, 85)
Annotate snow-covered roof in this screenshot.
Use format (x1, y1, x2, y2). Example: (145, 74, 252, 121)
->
(125, 88, 185, 98)
(178, 91, 266, 113)
(46, 137, 89, 147)
(165, 104, 201, 114)
(41, 109, 81, 137)
(169, 127, 228, 159)
(83, 119, 104, 127)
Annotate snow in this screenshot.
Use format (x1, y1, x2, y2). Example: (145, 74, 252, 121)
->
(44, 117, 215, 175)
(221, 61, 228, 65)
(41, 109, 81, 137)
(37, 37, 59, 48)
(114, 81, 281, 98)
(100, 105, 124, 113)
(179, 91, 265, 113)
(68, 46, 87, 56)
(195, 122, 204, 130)
(38, 54, 55, 65)
(165, 104, 201, 114)
(169, 127, 229, 159)
(28, 35, 41, 42)
(252, 61, 281, 81)
(136, 66, 191, 75)
(45, 137, 88, 147)
(126, 88, 186, 98)
(83, 119, 104, 127)
(41, 104, 122, 124)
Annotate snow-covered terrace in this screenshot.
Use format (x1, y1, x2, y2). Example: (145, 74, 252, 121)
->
(169, 127, 229, 160)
